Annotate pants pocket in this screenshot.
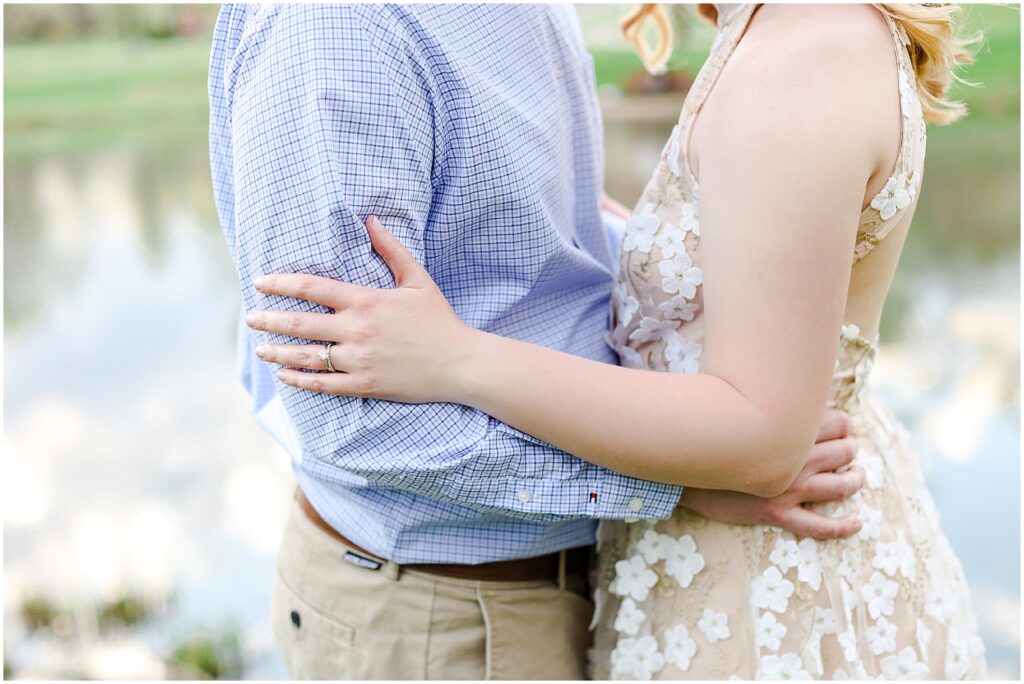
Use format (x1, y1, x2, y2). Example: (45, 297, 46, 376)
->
(480, 584, 593, 680)
(271, 570, 360, 680)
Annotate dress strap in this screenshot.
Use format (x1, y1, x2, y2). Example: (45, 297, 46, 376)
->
(853, 7, 928, 263)
(674, 4, 761, 189)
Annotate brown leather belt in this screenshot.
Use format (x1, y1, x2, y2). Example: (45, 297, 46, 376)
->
(296, 488, 590, 582)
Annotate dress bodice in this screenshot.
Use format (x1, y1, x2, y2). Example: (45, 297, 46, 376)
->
(607, 4, 928, 410)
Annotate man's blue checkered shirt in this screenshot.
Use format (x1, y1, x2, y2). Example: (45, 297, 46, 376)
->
(209, 3, 681, 564)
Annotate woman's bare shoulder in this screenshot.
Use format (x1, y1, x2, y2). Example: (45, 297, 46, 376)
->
(707, 4, 900, 165)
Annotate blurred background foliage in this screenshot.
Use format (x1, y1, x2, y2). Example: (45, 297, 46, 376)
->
(4, 3, 1020, 680)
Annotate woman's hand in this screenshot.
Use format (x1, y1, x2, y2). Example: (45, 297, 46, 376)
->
(246, 216, 478, 403)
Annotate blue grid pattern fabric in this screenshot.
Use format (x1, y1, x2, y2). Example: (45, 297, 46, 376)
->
(209, 3, 681, 564)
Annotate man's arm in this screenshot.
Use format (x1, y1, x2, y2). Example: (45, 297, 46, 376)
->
(218, 5, 680, 522)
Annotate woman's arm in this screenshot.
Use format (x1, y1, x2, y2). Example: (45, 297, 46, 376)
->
(249, 19, 892, 497)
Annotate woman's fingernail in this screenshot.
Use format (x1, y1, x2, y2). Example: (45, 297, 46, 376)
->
(276, 370, 289, 383)
(246, 312, 256, 327)
(255, 344, 266, 358)
(253, 277, 264, 291)
(366, 215, 379, 230)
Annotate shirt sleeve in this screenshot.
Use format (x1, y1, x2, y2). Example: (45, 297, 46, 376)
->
(219, 4, 681, 522)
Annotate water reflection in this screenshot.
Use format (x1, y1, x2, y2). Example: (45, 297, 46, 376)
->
(3, 116, 1020, 678)
(4, 143, 293, 678)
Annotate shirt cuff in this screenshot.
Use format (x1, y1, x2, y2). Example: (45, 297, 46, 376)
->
(594, 472, 682, 521)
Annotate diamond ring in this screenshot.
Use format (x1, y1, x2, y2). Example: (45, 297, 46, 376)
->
(318, 342, 336, 372)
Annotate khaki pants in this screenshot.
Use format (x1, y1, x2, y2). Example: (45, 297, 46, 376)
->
(271, 499, 594, 679)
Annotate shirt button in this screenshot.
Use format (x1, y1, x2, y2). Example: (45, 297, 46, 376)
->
(628, 497, 644, 513)
(517, 489, 532, 504)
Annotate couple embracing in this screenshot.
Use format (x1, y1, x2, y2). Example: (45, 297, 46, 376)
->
(208, 3, 987, 680)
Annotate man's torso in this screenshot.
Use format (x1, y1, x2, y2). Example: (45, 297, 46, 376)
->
(210, 3, 622, 563)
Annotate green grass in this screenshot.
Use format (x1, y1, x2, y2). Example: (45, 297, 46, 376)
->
(4, 37, 211, 157)
(3, 5, 1018, 157)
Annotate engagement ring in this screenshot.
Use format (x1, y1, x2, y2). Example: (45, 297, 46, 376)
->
(319, 342, 336, 372)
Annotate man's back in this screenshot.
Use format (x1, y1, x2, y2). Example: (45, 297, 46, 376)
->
(209, 3, 677, 566)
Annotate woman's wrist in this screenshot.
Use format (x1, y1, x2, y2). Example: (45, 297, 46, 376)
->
(444, 325, 495, 406)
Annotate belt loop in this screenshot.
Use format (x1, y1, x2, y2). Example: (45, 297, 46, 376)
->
(385, 559, 401, 581)
(558, 550, 567, 591)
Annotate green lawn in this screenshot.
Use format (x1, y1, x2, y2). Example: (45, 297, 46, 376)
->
(4, 37, 212, 157)
(3, 4, 1018, 158)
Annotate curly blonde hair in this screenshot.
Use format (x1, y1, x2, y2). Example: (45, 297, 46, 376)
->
(620, 3, 979, 124)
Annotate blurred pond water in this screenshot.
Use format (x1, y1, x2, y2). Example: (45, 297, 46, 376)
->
(4, 7, 1020, 680)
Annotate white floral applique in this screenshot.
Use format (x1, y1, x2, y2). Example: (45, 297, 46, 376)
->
(769, 538, 800, 572)
(680, 199, 700, 237)
(813, 607, 837, 637)
(613, 281, 640, 328)
(839, 578, 857, 620)
(880, 646, 929, 680)
(664, 534, 706, 587)
(924, 588, 955, 624)
(870, 172, 915, 221)
(658, 296, 700, 323)
(751, 566, 795, 613)
(756, 612, 787, 652)
(840, 323, 861, 341)
(894, 532, 917, 580)
(758, 653, 812, 680)
(874, 532, 916, 581)
(898, 70, 916, 121)
(611, 555, 658, 602)
(629, 316, 678, 345)
(611, 635, 665, 680)
(795, 538, 822, 590)
(664, 624, 698, 671)
(858, 505, 883, 541)
(635, 529, 677, 564)
(861, 571, 899, 620)
(663, 330, 703, 374)
(801, 637, 824, 677)
(613, 598, 647, 636)
(945, 631, 970, 680)
(659, 252, 703, 299)
(856, 449, 886, 489)
(802, 608, 835, 678)
(867, 616, 897, 655)
(698, 608, 731, 643)
(666, 125, 682, 178)
(915, 619, 933, 658)
(838, 628, 859, 663)
(623, 203, 661, 254)
(655, 226, 687, 259)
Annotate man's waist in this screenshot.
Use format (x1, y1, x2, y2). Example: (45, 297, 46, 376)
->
(293, 470, 598, 564)
(296, 487, 590, 582)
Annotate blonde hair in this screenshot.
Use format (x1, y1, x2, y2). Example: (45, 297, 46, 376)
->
(620, 3, 979, 124)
